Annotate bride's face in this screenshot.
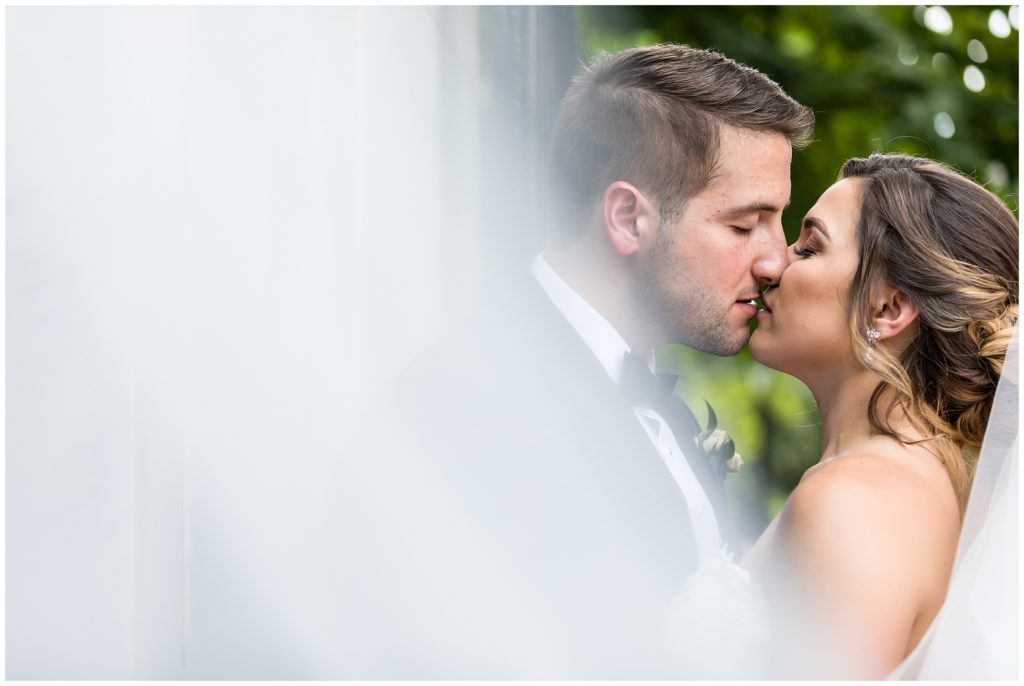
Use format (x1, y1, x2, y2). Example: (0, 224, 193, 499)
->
(749, 177, 863, 380)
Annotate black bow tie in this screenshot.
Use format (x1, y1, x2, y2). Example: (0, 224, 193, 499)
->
(620, 351, 683, 408)
(619, 350, 731, 544)
(619, 351, 703, 443)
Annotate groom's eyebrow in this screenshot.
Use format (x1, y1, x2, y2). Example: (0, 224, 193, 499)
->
(724, 200, 790, 216)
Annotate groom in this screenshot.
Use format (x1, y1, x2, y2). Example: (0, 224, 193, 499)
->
(539, 43, 814, 560)
(333, 44, 814, 678)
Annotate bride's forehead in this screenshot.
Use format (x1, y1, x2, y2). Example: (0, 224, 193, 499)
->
(816, 177, 862, 208)
(808, 179, 862, 224)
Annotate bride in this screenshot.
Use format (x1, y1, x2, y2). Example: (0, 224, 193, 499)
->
(688, 153, 1017, 679)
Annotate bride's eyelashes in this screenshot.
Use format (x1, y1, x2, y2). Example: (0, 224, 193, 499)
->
(792, 242, 818, 257)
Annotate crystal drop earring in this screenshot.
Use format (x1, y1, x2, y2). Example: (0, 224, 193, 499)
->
(865, 327, 881, 363)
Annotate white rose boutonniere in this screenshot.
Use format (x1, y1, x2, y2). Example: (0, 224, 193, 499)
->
(695, 401, 743, 479)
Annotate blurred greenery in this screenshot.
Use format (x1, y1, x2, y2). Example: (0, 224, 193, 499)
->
(580, 5, 1019, 541)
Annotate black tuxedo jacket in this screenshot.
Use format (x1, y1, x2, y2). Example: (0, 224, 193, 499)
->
(327, 272, 706, 678)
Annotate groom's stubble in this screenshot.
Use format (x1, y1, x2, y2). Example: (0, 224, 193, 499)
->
(634, 210, 747, 357)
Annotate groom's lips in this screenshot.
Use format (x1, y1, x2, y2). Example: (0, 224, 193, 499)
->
(735, 295, 761, 318)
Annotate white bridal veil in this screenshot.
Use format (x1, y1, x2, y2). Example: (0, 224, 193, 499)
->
(888, 324, 1019, 680)
(7, 7, 501, 678)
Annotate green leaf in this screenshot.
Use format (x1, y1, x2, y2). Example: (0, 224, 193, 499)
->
(704, 399, 718, 433)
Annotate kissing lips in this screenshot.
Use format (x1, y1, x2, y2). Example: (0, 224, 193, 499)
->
(735, 296, 761, 318)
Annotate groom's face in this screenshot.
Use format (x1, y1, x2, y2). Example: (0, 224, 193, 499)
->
(636, 126, 792, 356)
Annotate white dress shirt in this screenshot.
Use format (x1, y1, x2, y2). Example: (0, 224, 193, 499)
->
(532, 254, 723, 563)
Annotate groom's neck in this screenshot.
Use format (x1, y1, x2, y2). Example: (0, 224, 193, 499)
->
(543, 242, 661, 356)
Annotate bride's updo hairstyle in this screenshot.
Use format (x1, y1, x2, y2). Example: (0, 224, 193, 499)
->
(840, 153, 1018, 513)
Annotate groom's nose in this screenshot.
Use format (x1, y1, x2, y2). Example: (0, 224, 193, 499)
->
(752, 224, 789, 287)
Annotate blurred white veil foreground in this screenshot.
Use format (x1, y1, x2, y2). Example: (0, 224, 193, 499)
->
(888, 325, 1019, 680)
(8, 6, 574, 678)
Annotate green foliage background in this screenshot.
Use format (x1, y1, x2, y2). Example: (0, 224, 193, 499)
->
(579, 5, 1019, 542)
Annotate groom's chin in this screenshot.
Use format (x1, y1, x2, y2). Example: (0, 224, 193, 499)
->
(722, 336, 748, 358)
(672, 318, 748, 356)
(707, 330, 749, 357)
(713, 324, 751, 357)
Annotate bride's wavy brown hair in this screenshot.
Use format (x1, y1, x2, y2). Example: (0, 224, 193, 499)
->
(841, 153, 1018, 515)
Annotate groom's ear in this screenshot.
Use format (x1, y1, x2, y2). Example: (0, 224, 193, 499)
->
(871, 284, 919, 341)
(602, 181, 657, 257)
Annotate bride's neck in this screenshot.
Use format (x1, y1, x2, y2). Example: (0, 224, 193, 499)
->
(810, 367, 939, 467)
(809, 369, 888, 460)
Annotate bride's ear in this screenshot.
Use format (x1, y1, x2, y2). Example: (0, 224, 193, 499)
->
(871, 285, 919, 341)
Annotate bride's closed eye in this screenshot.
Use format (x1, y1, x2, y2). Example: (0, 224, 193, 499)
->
(793, 215, 830, 258)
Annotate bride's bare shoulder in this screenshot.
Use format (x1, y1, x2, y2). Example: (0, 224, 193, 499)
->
(793, 448, 956, 513)
(780, 448, 960, 570)
(772, 447, 962, 673)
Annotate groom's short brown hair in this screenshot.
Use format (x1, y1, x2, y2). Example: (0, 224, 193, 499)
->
(549, 43, 815, 230)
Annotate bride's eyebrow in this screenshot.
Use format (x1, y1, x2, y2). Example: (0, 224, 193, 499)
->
(802, 216, 831, 240)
